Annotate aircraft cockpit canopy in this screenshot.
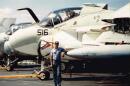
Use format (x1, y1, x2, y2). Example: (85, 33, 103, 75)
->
(40, 7, 82, 27)
(6, 23, 32, 35)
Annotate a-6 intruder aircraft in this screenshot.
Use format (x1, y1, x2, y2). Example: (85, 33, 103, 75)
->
(3, 3, 111, 69)
(3, 3, 130, 75)
(0, 18, 16, 60)
(0, 22, 32, 60)
(0, 12, 16, 64)
(4, 3, 111, 56)
(0, 8, 40, 68)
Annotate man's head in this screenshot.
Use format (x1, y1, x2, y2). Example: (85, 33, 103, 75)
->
(54, 41, 59, 49)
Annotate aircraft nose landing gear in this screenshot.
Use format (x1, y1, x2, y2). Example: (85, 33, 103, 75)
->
(6, 64, 14, 71)
(36, 40, 51, 80)
(36, 58, 51, 80)
(3, 56, 19, 71)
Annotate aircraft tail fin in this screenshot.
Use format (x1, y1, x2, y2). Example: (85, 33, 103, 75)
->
(0, 18, 16, 33)
(103, 4, 108, 10)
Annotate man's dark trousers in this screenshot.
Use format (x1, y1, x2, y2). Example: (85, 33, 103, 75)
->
(53, 61, 61, 86)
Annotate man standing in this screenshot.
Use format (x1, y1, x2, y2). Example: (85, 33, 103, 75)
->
(50, 41, 66, 86)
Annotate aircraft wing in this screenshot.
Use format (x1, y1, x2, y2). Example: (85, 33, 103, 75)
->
(75, 23, 115, 33)
(60, 21, 115, 32)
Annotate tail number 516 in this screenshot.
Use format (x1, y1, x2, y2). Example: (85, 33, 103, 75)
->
(37, 29, 48, 35)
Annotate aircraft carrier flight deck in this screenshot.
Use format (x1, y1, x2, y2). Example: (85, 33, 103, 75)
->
(0, 65, 130, 86)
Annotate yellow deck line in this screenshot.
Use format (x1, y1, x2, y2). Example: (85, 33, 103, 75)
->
(0, 74, 45, 79)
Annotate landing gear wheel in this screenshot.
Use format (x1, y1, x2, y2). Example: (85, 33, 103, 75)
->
(38, 70, 50, 80)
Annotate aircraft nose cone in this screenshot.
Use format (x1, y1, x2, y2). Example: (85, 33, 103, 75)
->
(0, 33, 9, 55)
(0, 33, 9, 44)
(0, 38, 5, 49)
(4, 41, 14, 55)
(0, 39, 5, 55)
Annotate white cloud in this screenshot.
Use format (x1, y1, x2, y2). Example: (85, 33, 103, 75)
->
(0, 8, 14, 17)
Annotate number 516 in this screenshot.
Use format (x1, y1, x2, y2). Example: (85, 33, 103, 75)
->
(37, 29, 48, 35)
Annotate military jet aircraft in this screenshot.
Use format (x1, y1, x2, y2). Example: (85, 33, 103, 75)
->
(2, 3, 113, 70)
(4, 4, 110, 55)
(0, 18, 16, 58)
(0, 22, 33, 68)
(0, 7, 39, 70)
(3, 3, 130, 74)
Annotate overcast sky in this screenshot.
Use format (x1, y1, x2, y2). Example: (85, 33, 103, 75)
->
(0, 0, 129, 23)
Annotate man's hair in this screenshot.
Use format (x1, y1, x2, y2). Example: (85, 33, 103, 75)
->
(54, 41, 59, 44)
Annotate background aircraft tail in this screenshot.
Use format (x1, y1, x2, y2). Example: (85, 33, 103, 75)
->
(0, 18, 16, 33)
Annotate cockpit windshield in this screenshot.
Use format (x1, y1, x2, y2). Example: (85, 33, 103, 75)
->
(6, 23, 32, 35)
(40, 7, 82, 27)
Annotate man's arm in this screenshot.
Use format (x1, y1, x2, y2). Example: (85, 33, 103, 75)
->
(61, 49, 68, 58)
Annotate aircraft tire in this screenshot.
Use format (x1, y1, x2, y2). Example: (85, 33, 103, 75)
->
(38, 70, 50, 80)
